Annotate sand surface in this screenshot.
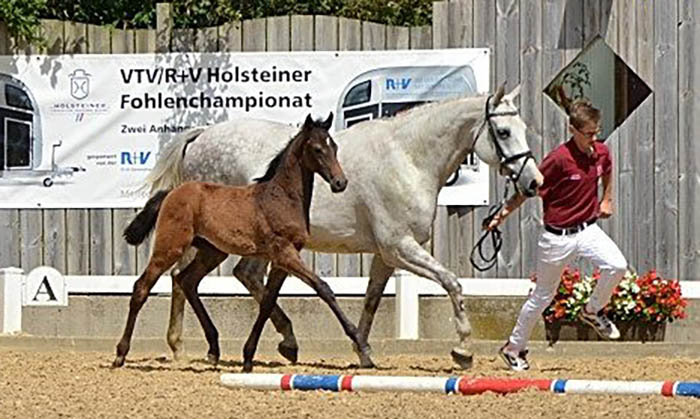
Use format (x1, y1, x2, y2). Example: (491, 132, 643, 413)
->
(1, 349, 698, 418)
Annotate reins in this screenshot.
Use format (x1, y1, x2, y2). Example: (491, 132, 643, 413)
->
(470, 177, 512, 272)
(469, 95, 534, 272)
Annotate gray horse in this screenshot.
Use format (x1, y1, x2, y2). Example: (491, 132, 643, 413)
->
(146, 84, 542, 368)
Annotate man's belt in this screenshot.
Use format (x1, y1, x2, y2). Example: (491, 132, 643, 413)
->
(544, 218, 598, 236)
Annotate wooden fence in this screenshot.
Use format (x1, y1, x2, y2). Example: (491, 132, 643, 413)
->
(0, 0, 698, 281)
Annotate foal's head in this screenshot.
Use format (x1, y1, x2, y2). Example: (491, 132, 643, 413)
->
(297, 113, 347, 193)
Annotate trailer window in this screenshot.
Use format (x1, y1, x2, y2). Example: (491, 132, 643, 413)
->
(343, 81, 371, 107)
(6, 119, 31, 168)
(5, 84, 33, 111)
(346, 116, 371, 128)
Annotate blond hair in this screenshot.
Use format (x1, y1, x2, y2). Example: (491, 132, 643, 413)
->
(568, 98, 601, 130)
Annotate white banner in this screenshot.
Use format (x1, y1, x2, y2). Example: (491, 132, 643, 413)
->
(0, 49, 490, 208)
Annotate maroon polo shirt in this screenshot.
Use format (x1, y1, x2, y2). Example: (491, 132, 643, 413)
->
(538, 139, 612, 228)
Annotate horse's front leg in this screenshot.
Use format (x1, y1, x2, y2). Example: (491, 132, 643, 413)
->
(382, 237, 473, 369)
(242, 267, 287, 372)
(234, 257, 299, 363)
(275, 247, 375, 368)
(174, 245, 228, 365)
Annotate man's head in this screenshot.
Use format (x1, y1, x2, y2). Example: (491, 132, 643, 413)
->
(568, 99, 601, 156)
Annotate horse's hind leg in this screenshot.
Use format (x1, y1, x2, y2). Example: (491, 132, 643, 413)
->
(241, 267, 287, 372)
(174, 243, 228, 364)
(381, 237, 473, 369)
(234, 257, 298, 363)
(167, 246, 197, 360)
(353, 255, 394, 360)
(273, 246, 375, 368)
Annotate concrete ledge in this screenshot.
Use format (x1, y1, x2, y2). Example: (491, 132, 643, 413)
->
(1, 335, 699, 359)
(19, 295, 700, 342)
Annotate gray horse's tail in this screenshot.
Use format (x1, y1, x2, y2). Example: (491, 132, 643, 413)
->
(145, 127, 206, 193)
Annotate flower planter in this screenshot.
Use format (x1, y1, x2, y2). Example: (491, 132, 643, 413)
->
(544, 320, 666, 345)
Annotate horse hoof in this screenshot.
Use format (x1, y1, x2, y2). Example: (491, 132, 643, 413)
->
(169, 343, 184, 361)
(171, 350, 183, 362)
(352, 343, 373, 358)
(360, 358, 376, 369)
(242, 362, 253, 373)
(450, 348, 474, 369)
(207, 352, 219, 365)
(359, 347, 376, 369)
(278, 342, 298, 364)
(111, 356, 125, 368)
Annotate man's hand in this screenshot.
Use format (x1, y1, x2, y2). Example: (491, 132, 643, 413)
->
(485, 212, 504, 231)
(599, 199, 613, 218)
(484, 192, 529, 231)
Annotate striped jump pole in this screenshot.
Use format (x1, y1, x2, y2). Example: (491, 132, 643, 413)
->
(220, 373, 700, 398)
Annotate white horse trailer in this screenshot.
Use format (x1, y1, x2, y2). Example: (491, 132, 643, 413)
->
(335, 66, 480, 185)
(0, 73, 84, 187)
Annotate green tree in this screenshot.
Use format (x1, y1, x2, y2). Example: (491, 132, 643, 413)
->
(1, 0, 434, 47)
(0, 0, 46, 46)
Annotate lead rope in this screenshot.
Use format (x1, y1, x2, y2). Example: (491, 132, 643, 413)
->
(470, 178, 512, 272)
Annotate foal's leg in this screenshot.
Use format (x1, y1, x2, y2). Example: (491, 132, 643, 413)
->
(234, 257, 299, 363)
(241, 267, 287, 372)
(114, 207, 194, 368)
(353, 255, 394, 359)
(167, 246, 197, 360)
(273, 246, 375, 368)
(174, 244, 228, 364)
(381, 237, 474, 369)
(113, 249, 186, 368)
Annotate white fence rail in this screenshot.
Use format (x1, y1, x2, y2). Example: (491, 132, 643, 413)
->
(2, 267, 700, 339)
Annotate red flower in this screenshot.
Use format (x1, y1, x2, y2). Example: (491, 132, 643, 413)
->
(543, 268, 689, 325)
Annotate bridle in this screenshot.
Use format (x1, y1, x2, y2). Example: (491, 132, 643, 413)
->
(473, 95, 535, 185)
(470, 94, 536, 272)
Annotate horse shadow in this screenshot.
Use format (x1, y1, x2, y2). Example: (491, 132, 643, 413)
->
(102, 355, 391, 373)
(99, 355, 219, 374)
(216, 358, 393, 372)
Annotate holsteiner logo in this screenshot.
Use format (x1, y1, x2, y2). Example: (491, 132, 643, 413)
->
(69, 69, 90, 100)
(49, 67, 108, 117)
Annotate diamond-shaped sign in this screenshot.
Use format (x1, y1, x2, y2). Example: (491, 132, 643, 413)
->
(544, 36, 651, 140)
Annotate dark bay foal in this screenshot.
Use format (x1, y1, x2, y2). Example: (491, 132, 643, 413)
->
(113, 113, 374, 370)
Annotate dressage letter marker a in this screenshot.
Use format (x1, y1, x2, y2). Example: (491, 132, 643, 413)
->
(220, 374, 700, 398)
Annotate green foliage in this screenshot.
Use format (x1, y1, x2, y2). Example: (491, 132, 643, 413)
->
(41, 1, 156, 28)
(334, 0, 432, 27)
(0, 0, 47, 46)
(1, 0, 434, 47)
(171, 0, 433, 27)
(171, 0, 241, 28)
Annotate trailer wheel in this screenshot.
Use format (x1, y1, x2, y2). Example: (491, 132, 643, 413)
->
(43, 177, 54, 187)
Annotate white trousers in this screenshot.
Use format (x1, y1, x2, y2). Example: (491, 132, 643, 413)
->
(508, 224, 627, 352)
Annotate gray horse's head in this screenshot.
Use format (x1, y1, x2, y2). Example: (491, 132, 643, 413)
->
(472, 84, 543, 197)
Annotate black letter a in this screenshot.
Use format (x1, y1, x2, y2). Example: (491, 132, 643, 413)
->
(33, 276, 57, 302)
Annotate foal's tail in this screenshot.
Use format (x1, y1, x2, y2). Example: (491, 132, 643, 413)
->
(145, 127, 206, 193)
(124, 190, 171, 245)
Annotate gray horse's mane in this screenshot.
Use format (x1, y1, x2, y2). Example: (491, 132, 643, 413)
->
(380, 92, 499, 140)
